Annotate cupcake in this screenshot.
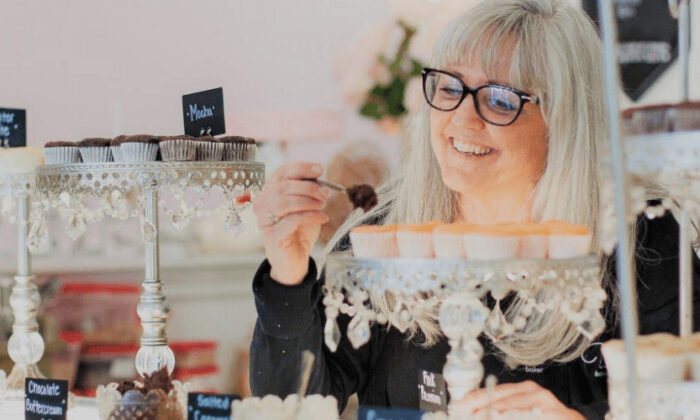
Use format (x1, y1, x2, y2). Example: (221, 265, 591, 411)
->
(463, 224, 520, 261)
(350, 225, 398, 258)
(79, 138, 113, 163)
(544, 220, 592, 259)
(118, 135, 160, 162)
(621, 101, 700, 135)
(396, 222, 442, 258)
(195, 135, 224, 161)
(688, 333, 700, 381)
(110, 136, 125, 162)
(245, 137, 257, 161)
(218, 136, 250, 161)
(0, 147, 45, 174)
(515, 222, 548, 259)
(601, 334, 688, 382)
(44, 141, 80, 164)
(433, 223, 474, 259)
(159, 135, 196, 161)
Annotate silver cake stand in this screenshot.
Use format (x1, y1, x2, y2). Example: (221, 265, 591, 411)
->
(323, 254, 604, 401)
(0, 172, 46, 400)
(599, 0, 698, 418)
(35, 161, 264, 378)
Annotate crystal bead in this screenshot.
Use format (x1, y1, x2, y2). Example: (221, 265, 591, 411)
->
(324, 318, 341, 353)
(347, 316, 370, 349)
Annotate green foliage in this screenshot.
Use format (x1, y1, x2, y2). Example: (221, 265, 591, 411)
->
(358, 20, 423, 122)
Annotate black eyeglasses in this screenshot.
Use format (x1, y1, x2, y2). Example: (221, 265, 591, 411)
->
(422, 68, 540, 126)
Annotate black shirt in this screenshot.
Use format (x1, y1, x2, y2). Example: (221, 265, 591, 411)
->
(249, 212, 700, 419)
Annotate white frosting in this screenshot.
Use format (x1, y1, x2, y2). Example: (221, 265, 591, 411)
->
(0, 147, 44, 174)
(231, 394, 338, 420)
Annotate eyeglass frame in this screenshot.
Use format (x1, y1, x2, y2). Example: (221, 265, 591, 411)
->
(421, 67, 540, 127)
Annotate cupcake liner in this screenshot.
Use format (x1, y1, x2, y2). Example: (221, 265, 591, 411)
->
(119, 143, 159, 162)
(222, 142, 248, 161)
(675, 107, 700, 131)
(548, 234, 592, 259)
(246, 143, 257, 161)
(160, 140, 196, 161)
(350, 232, 397, 258)
(397, 231, 434, 258)
(196, 141, 224, 161)
(602, 335, 687, 381)
(110, 145, 122, 162)
(44, 147, 80, 164)
(463, 234, 519, 260)
(433, 233, 465, 258)
(519, 235, 548, 259)
(79, 146, 113, 163)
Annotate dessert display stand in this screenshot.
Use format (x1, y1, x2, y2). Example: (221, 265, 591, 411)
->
(33, 161, 264, 417)
(0, 171, 46, 406)
(599, 0, 700, 418)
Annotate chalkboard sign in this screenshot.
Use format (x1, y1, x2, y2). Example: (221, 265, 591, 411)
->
(583, 0, 683, 101)
(358, 406, 425, 420)
(187, 392, 239, 420)
(182, 87, 226, 137)
(25, 378, 68, 420)
(0, 107, 26, 148)
(418, 370, 447, 412)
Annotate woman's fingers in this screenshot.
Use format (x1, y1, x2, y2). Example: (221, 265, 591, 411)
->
(270, 211, 329, 246)
(273, 162, 323, 182)
(277, 180, 331, 203)
(453, 381, 541, 413)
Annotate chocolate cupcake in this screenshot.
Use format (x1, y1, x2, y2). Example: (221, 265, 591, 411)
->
(118, 134, 160, 162)
(195, 135, 224, 161)
(44, 141, 80, 164)
(110, 136, 126, 162)
(79, 138, 113, 163)
(159, 135, 196, 161)
(245, 137, 257, 161)
(218, 136, 251, 161)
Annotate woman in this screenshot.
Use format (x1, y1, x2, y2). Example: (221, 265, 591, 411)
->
(249, 0, 700, 418)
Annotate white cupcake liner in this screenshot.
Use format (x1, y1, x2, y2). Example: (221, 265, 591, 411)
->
(110, 145, 122, 162)
(602, 344, 687, 381)
(119, 142, 159, 162)
(79, 147, 113, 163)
(397, 231, 434, 258)
(463, 234, 519, 260)
(548, 234, 592, 259)
(196, 141, 224, 161)
(247, 143, 257, 161)
(675, 108, 700, 131)
(690, 353, 700, 381)
(350, 232, 397, 258)
(44, 147, 80, 164)
(160, 140, 196, 161)
(222, 142, 249, 161)
(519, 235, 548, 259)
(433, 233, 465, 258)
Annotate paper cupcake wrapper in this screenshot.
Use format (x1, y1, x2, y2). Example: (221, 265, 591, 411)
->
(79, 147, 113, 163)
(247, 143, 257, 161)
(119, 143, 159, 162)
(44, 147, 80, 164)
(433, 233, 465, 258)
(222, 142, 250, 161)
(397, 231, 434, 258)
(519, 235, 548, 259)
(110, 146, 122, 162)
(548, 234, 591, 259)
(196, 142, 224, 161)
(160, 140, 196, 161)
(675, 108, 700, 131)
(690, 354, 700, 381)
(350, 232, 398, 258)
(463, 235, 519, 260)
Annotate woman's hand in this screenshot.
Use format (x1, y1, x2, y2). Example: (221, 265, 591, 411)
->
(252, 162, 330, 286)
(450, 381, 585, 420)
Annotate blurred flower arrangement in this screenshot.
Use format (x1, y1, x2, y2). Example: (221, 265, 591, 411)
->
(336, 0, 479, 135)
(355, 21, 423, 132)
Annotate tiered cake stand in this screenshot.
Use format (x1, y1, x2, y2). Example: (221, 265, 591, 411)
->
(324, 255, 605, 402)
(34, 161, 264, 379)
(0, 171, 46, 402)
(599, 0, 699, 418)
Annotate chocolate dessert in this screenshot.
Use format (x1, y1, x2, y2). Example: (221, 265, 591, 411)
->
(347, 184, 378, 212)
(79, 138, 112, 147)
(119, 134, 160, 144)
(44, 141, 78, 148)
(622, 101, 700, 135)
